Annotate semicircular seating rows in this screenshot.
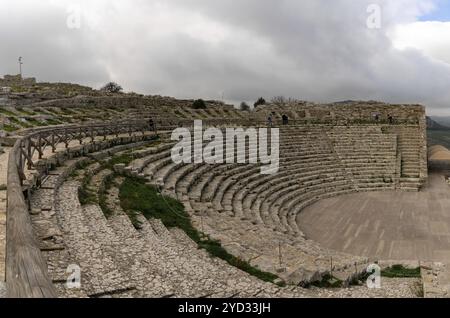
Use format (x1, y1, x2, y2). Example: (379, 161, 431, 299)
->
(6, 103, 427, 298)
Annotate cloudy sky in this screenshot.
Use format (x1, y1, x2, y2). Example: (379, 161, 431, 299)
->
(1, 0, 450, 115)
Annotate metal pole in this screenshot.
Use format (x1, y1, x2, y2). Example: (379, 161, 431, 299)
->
(18, 57, 23, 78)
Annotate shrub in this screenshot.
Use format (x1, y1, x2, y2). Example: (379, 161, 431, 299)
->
(192, 99, 206, 109)
(240, 102, 250, 112)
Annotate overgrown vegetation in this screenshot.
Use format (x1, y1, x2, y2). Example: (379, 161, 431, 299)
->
(381, 265, 421, 278)
(119, 176, 282, 285)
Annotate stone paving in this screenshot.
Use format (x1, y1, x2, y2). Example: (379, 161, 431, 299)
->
(299, 173, 450, 263)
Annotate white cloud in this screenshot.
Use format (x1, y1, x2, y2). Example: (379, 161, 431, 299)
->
(390, 21, 450, 65)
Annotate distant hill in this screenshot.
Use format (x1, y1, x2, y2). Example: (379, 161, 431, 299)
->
(429, 116, 450, 130)
(427, 117, 450, 131)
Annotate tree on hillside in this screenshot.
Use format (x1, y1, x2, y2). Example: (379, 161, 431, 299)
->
(101, 82, 123, 93)
(254, 97, 266, 108)
(240, 102, 250, 112)
(192, 99, 207, 109)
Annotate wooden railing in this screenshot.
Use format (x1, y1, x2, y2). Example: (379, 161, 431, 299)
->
(6, 120, 156, 298)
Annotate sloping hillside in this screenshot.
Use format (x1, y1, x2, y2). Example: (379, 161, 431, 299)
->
(427, 117, 450, 131)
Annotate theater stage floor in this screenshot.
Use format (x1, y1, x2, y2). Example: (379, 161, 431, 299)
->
(297, 172, 450, 262)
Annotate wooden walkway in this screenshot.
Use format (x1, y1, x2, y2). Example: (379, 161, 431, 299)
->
(298, 173, 450, 262)
(0, 148, 8, 284)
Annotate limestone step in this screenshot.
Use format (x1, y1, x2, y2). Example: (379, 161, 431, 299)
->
(56, 182, 133, 297)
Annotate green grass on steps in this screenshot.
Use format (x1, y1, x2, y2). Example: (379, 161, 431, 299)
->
(78, 173, 97, 205)
(98, 172, 115, 219)
(306, 274, 344, 288)
(118, 176, 282, 285)
(0, 108, 17, 116)
(3, 124, 19, 132)
(381, 265, 421, 278)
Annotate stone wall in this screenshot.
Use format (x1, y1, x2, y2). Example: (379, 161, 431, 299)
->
(255, 101, 426, 124)
(0, 74, 36, 87)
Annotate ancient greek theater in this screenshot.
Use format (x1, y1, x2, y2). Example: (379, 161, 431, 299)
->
(1, 75, 450, 299)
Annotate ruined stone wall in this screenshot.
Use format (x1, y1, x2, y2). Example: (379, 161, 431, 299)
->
(255, 101, 425, 124)
(0, 74, 36, 87)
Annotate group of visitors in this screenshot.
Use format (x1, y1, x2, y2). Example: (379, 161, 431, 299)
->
(267, 113, 395, 127)
(373, 113, 394, 124)
(267, 114, 290, 127)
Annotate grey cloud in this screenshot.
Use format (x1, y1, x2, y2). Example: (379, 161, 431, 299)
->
(1, 0, 450, 115)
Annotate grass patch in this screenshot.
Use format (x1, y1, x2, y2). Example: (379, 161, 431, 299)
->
(0, 108, 17, 116)
(3, 124, 19, 132)
(98, 172, 115, 218)
(8, 117, 19, 124)
(305, 274, 344, 289)
(119, 176, 281, 285)
(16, 107, 36, 116)
(102, 153, 135, 170)
(78, 173, 97, 205)
(381, 265, 421, 278)
(6, 116, 32, 128)
(26, 118, 48, 127)
(45, 118, 62, 126)
(60, 108, 77, 115)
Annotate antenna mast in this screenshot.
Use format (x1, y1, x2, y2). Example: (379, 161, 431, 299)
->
(18, 57, 23, 78)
